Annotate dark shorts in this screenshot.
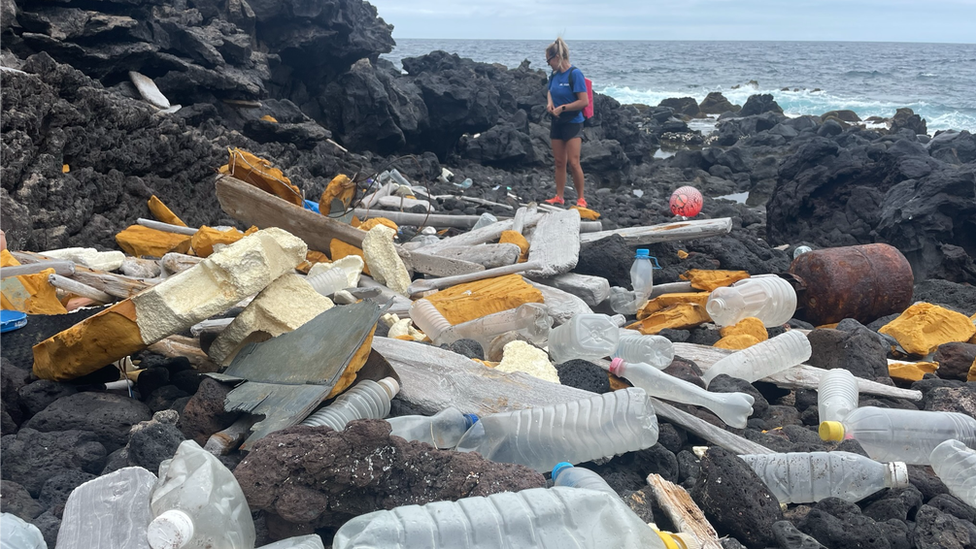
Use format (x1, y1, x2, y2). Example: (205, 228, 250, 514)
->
(550, 121, 583, 141)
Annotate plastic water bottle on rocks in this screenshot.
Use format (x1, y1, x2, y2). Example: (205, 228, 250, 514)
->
(147, 440, 255, 549)
(331, 486, 672, 549)
(551, 462, 618, 498)
(929, 439, 976, 507)
(612, 330, 674, 369)
(408, 298, 452, 343)
(256, 535, 325, 549)
(631, 249, 655, 304)
(471, 212, 498, 230)
(705, 275, 797, 327)
(454, 387, 658, 473)
(56, 466, 157, 549)
(738, 451, 909, 504)
(818, 369, 859, 423)
(546, 313, 621, 364)
(437, 303, 552, 347)
(1, 513, 46, 549)
(301, 378, 399, 431)
(700, 329, 811, 387)
(386, 407, 479, 449)
(819, 406, 976, 465)
(609, 358, 755, 429)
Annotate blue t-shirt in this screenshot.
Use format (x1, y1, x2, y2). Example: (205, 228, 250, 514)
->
(549, 66, 586, 124)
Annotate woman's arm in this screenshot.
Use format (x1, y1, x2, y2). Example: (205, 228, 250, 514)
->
(555, 91, 589, 115)
(547, 90, 555, 114)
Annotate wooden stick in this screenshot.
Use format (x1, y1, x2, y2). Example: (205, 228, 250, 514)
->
(579, 218, 733, 245)
(1, 260, 75, 278)
(137, 218, 198, 236)
(406, 260, 543, 295)
(13, 251, 153, 298)
(646, 474, 723, 549)
(48, 274, 114, 303)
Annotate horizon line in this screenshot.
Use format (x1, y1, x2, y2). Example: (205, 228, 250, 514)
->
(389, 38, 976, 46)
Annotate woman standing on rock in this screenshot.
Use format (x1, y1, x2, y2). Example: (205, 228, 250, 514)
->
(545, 37, 589, 208)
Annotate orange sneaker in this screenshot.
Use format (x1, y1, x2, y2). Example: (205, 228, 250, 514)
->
(575, 197, 588, 208)
(544, 196, 565, 205)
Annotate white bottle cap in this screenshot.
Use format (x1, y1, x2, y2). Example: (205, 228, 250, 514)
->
(378, 377, 400, 398)
(147, 509, 194, 549)
(886, 461, 910, 488)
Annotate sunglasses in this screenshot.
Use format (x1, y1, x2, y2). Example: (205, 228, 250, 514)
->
(546, 55, 556, 63)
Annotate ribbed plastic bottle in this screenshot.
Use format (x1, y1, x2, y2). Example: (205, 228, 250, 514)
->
(1, 512, 46, 549)
(147, 440, 256, 549)
(257, 535, 325, 549)
(301, 378, 400, 431)
(551, 462, 618, 497)
(819, 406, 976, 465)
(612, 330, 675, 369)
(305, 266, 351, 296)
(631, 248, 655, 305)
(929, 439, 976, 507)
(738, 451, 909, 504)
(546, 313, 621, 364)
(609, 358, 755, 429)
(408, 298, 452, 343)
(386, 407, 479, 449)
(331, 486, 670, 549)
(454, 387, 658, 472)
(701, 329, 811, 387)
(57, 466, 157, 549)
(436, 303, 552, 347)
(705, 275, 797, 327)
(818, 368, 859, 423)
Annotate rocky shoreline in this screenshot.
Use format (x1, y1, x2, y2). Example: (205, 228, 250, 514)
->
(3, 0, 976, 547)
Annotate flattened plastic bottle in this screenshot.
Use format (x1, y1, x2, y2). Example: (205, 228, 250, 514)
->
(2, 513, 46, 549)
(701, 329, 811, 387)
(301, 378, 400, 431)
(546, 313, 620, 364)
(386, 407, 479, 449)
(817, 368, 859, 423)
(436, 303, 552, 347)
(454, 387, 658, 472)
(739, 451, 909, 504)
(705, 275, 797, 327)
(56, 466, 157, 549)
(929, 439, 976, 507)
(147, 440, 255, 549)
(331, 486, 668, 549)
(819, 406, 976, 465)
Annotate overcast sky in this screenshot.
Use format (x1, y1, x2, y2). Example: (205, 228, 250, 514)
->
(367, 0, 976, 43)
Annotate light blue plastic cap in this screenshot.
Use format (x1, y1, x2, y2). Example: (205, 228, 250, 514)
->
(551, 461, 574, 479)
(463, 414, 479, 428)
(635, 249, 650, 258)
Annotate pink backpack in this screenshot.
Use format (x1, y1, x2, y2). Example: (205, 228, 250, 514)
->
(570, 67, 594, 120)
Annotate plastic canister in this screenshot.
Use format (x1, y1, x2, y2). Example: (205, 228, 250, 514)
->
(546, 313, 621, 364)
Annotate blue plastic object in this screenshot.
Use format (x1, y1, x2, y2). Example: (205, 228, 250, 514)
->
(0, 310, 28, 333)
(302, 200, 321, 214)
(463, 414, 480, 428)
(635, 249, 650, 258)
(551, 461, 574, 479)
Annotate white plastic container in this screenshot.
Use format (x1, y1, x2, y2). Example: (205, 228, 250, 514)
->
(305, 267, 350, 297)
(818, 369, 859, 423)
(408, 299, 452, 343)
(630, 248, 655, 305)
(546, 313, 621, 364)
(471, 212, 498, 230)
(551, 462, 618, 498)
(705, 275, 797, 327)
(612, 331, 675, 369)
(386, 407, 479, 449)
(331, 486, 670, 549)
(301, 378, 400, 431)
(738, 451, 909, 504)
(148, 440, 255, 549)
(929, 439, 976, 507)
(2, 513, 46, 549)
(256, 535, 325, 549)
(436, 303, 552, 347)
(819, 406, 976, 465)
(56, 466, 157, 549)
(609, 358, 755, 429)
(454, 387, 658, 473)
(701, 329, 811, 387)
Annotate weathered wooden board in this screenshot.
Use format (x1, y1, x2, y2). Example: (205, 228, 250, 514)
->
(579, 217, 733, 245)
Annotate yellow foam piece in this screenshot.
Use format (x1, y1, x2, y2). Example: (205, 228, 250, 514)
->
(680, 269, 750, 291)
(968, 358, 975, 382)
(879, 302, 976, 356)
(676, 250, 689, 259)
(359, 218, 398, 232)
(570, 206, 600, 220)
(218, 148, 303, 206)
(970, 313, 976, 344)
(425, 274, 544, 325)
(318, 174, 357, 215)
(629, 303, 711, 335)
(720, 317, 768, 342)
(327, 325, 376, 398)
(190, 226, 252, 257)
(260, 115, 277, 122)
(147, 195, 187, 227)
(0, 250, 67, 315)
(330, 240, 370, 276)
(499, 230, 530, 263)
(888, 361, 939, 383)
(115, 225, 192, 258)
(638, 292, 710, 319)
(714, 334, 762, 350)
(296, 250, 331, 274)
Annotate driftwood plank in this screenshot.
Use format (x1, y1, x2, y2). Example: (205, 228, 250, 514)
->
(579, 217, 733, 245)
(646, 474, 723, 549)
(12, 251, 153, 298)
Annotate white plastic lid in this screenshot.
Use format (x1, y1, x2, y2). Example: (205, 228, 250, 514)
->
(378, 377, 400, 398)
(147, 509, 194, 549)
(886, 461, 910, 488)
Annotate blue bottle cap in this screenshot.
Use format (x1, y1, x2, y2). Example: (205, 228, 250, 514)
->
(0, 310, 28, 333)
(551, 461, 574, 479)
(463, 413, 479, 428)
(635, 249, 650, 258)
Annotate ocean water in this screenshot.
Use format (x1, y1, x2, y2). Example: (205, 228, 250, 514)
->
(381, 40, 976, 134)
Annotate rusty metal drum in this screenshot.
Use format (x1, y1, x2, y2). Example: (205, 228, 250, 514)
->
(787, 243, 914, 326)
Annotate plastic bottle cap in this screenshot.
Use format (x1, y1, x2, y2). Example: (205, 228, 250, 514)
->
(887, 462, 910, 488)
(818, 421, 845, 441)
(551, 461, 574, 479)
(635, 249, 650, 258)
(609, 357, 625, 375)
(147, 509, 194, 549)
(463, 413, 479, 428)
(378, 377, 400, 398)
(656, 530, 701, 549)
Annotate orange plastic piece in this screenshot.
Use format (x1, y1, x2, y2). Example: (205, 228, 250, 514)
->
(499, 230, 530, 263)
(425, 274, 544, 325)
(330, 240, 370, 276)
(328, 325, 376, 398)
(679, 269, 750, 291)
(628, 303, 711, 335)
(260, 115, 277, 122)
(318, 174, 358, 215)
(296, 250, 331, 274)
(115, 225, 191, 258)
(676, 250, 689, 259)
(218, 148, 303, 206)
(360, 218, 398, 232)
(638, 292, 710, 319)
(147, 195, 187, 227)
(570, 206, 601, 220)
(0, 250, 67, 315)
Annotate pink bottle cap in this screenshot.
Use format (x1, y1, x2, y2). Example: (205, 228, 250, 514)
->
(609, 357, 625, 375)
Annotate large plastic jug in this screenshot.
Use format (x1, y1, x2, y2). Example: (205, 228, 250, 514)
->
(56, 466, 157, 549)
(546, 313, 621, 364)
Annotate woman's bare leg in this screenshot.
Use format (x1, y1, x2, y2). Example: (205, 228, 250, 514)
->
(565, 137, 585, 201)
(551, 138, 567, 198)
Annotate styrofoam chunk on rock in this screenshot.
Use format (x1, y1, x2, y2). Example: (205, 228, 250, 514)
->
(41, 247, 125, 271)
(362, 225, 411, 296)
(495, 340, 560, 383)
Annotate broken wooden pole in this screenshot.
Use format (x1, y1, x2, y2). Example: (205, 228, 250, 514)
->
(579, 217, 733, 245)
(0, 260, 76, 278)
(48, 274, 115, 303)
(646, 474, 723, 549)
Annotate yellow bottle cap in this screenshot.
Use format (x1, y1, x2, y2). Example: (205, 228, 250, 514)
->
(655, 530, 701, 549)
(819, 421, 845, 441)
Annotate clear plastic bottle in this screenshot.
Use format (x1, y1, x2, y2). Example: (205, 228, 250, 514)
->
(818, 369, 859, 423)
(454, 387, 658, 473)
(305, 266, 350, 296)
(701, 329, 811, 387)
(551, 462, 618, 498)
(612, 330, 675, 369)
(738, 451, 909, 504)
(436, 303, 552, 347)
(301, 378, 400, 431)
(331, 486, 670, 549)
(408, 298, 452, 343)
(609, 358, 755, 429)
(630, 249, 655, 305)
(819, 406, 976, 465)
(148, 440, 256, 549)
(389, 168, 411, 187)
(257, 535, 325, 549)
(546, 313, 621, 364)
(386, 407, 480, 449)
(472, 212, 498, 230)
(1, 512, 46, 549)
(705, 275, 797, 327)
(929, 439, 976, 507)
(57, 466, 157, 549)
